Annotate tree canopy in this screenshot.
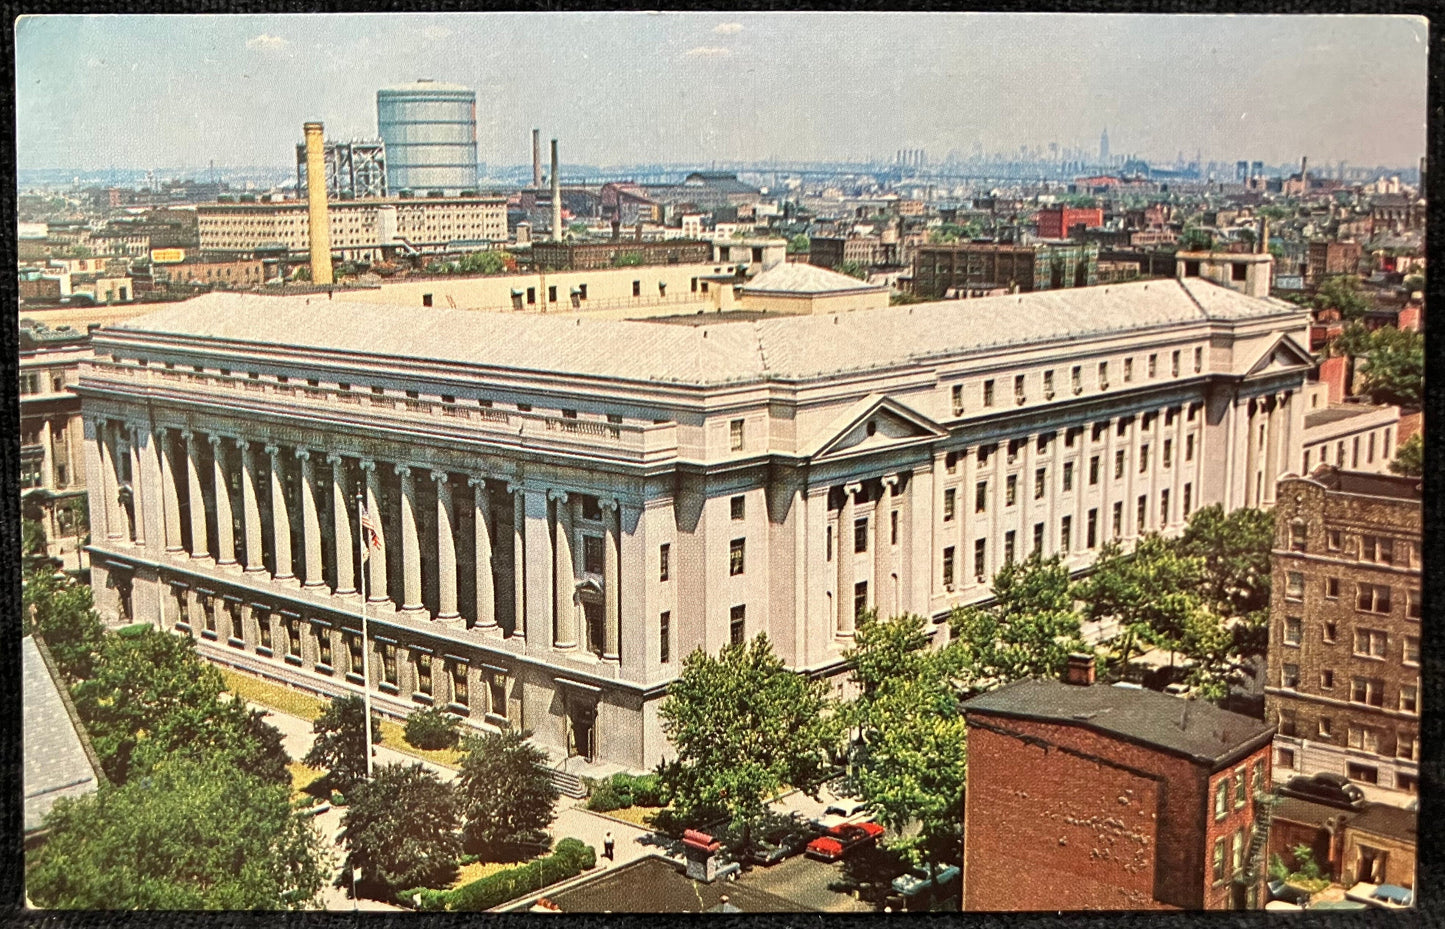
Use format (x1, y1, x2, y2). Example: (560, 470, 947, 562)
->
(949, 552, 1084, 688)
(342, 762, 461, 897)
(27, 756, 329, 909)
(1174, 504, 1274, 617)
(456, 730, 559, 852)
(1358, 325, 1424, 408)
(303, 694, 383, 792)
(1389, 432, 1423, 477)
(787, 234, 810, 253)
(1313, 275, 1370, 321)
(23, 569, 105, 683)
(657, 633, 841, 843)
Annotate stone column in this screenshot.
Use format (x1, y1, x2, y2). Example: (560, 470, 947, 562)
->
(878, 475, 899, 614)
(100, 421, 123, 540)
(838, 482, 860, 638)
(361, 460, 389, 603)
(240, 441, 265, 572)
(297, 449, 324, 587)
(398, 465, 424, 613)
(329, 453, 356, 595)
(602, 498, 621, 662)
(510, 482, 527, 638)
(266, 444, 294, 581)
(41, 417, 56, 492)
(1244, 399, 1260, 507)
(127, 425, 145, 545)
(183, 430, 210, 559)
(550, 489, 575, 649)
(208, 436, 234, 565)
(469, 477, 496, 629)
(159, 428, 183, 553)
(433, 470, 461, 625)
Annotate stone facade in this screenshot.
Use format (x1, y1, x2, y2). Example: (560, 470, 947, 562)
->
(1265, 468, 1422, 801)
(79, 279, 1310, 771)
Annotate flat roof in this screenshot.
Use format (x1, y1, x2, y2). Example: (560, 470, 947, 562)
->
(1346, 803, 1417, 843)
(23, 636, 103, 834)
(104, 277, 1302, 389)
(543, 855, 799, 913)
(1299, 465, 1422, 502)
(963, 678, 1275, 767)
(1305, 404, 1393, 428)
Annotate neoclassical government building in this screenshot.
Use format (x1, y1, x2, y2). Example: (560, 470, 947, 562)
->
(78, 277, 1312, 771)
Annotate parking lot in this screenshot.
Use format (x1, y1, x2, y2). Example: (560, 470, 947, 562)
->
(744, 853, 876, 912)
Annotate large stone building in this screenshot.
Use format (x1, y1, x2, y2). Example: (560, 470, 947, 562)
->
(78, 276, 1310, 772)
(196, 197, 508, 261)
(1265, 467, 1422, 801)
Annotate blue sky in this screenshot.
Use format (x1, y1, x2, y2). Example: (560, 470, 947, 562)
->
(14, 12, 1429, 172)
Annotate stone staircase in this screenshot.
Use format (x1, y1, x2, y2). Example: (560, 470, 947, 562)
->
(549, 766, 587, 799)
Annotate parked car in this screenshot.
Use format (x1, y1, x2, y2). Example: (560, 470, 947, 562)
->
(1267, 880, 1314, 907)
(892, 863, 961, 897)
(1277, 772, 1366, 810)
(805, 821, 885, 862)
(813, 798, 868, 830)
(750, 824, 812, 866)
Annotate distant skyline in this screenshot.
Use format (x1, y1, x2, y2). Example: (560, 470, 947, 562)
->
(15, 13, 1429, 174)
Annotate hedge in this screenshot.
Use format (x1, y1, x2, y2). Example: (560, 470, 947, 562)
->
(399, 838, 596, 912)
(585, 772, 663, 813)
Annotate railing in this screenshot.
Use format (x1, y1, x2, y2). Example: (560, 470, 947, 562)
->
(78, 359, 678, 461)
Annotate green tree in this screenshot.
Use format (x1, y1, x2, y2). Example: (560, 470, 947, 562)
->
(657, 634, 842, 850)
(341, 762, 461, 898)
(1074, 535, 1206, 664)
(949, 552, 1083, 689)
(787, 234, 810, 254)
(1402, 272, 1425, 293)
(835, 259, 869, 280)
(457, 250, 508, 275)
(1180, 226, 1213, 251)
(1358, 326, 1424, 408)
(456, 730, 558, 853)
(1174, 504, 1274, 617)
(303, 694, 383, 792)
(404, 707, 460, 751)
(22, 570, 105, 682)
(843, 613, 965, 887)
(27, 756, 329, 909)
(1389, 432, 1423, 476)
(1313, 274, 1370, 321)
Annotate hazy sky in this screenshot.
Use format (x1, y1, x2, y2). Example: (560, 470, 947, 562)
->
(15, 12, 1429, 172)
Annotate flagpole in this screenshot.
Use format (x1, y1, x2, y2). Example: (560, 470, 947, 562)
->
(357, 490, 374, 780)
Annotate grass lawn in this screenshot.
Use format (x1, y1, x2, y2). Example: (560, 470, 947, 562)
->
(221, 669, 327, 721)
(448, 860, 517, 889)
(600, 805, 663, 827)
(376, 718, 463, 769)
(288, 761, 325, 799)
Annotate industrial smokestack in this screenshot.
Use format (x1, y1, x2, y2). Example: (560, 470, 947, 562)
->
(303, 122, 334, 286)
(532, 129, 542, 188)
(551, 138, 562, 242)
(1300, 155, 1308, 188)
(1258, 216, 1269, 255)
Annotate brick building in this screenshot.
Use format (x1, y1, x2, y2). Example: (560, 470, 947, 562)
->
(1036, 206, 1104, 239)
(962, 666, 1274, 911)
(911, 241, 1099, 298)
(1305, 240, 1362, 286)
(526, 239, 712, 272)
(807, 236, 882, 270)
(1265, 467, 1421, 800)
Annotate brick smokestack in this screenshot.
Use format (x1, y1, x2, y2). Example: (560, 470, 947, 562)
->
(551, 138, 562, 243)
(532, 129, 542, 189)
(1064, 652, 1096, 686)
(303, 122, 334, 286)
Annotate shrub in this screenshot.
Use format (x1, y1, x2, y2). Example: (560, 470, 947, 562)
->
(585, 772, 663, 813)
(442, 839, 595, 911)
(404, 707, 460, 751)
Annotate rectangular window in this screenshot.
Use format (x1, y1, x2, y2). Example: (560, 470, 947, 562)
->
(854, 581, 869, 619)
(1285, 571, 1305, 599)
(943, 546, 956, 588)
(944, 488, 956, 521)
(1321, 669, 1334, 690)
(1043, 369, 1055, 398)
(415, 652, 432, 696)
(1213, 838, 1227, 883)
(983, 379, 995, 407)
(1231, 829, 1244, 874)
(526, 287, 536, 304)
(1071, 365, 1082, 394)
(826, 526, 833, 561)
(1062, 461, 1074, 492)
(1194, 347, 1203, 373)
(1037, 433, 1051, 454)
(1060, 516, 1072, 553)
(1323, 621, 1337, 643)
(731, 495, 745, 520)
(946, 450, 959, 473)
(1361, 535, 1395, 565)
(974, 480, 988, 513)
(450, 662, 469, 708)
(854, 517, 868, 553)
(1065, 426, 1081, 447)
(487, 671, 508, 720)
(1136, 495, 1147, 531)
(632, 280, 641, 297)
(1355, 583, 1392, 614)
(1139, 444, 1149, 473)
(1277, 747, 1296, 770)
(1403, 635, 1420, 666)
(729, 538, 746, 576)
(660, 612, 671, 664)
(1092, 423, 1106, 443)
(347, 631, 362, 677)
(1123, 357, 1134, 382)
(1235, 768, 1247, 808)
(729, 419, 745, 451)
(1007, 438, 1023, 464)
(1183, 483, 1193, 516)
(1014, 374, 1026, 404)
(1185, 433, 1195, 462)
(1353, 628, 1388, 659)
(951, 384, 964, 415)
(1347, 727, 1380, 754)
(1163, 439, 1172, 468)
(1160, 489, 1170, 524)
(659, 543, 670, 581)
(730, 605, 746, 645)
(1112, 502, 1123, 538)
(317, 628, 333, 668)
(1114, 450, 1125, 479)
(1004, 531, 1016, 565)
(286, 618, 301, 658)
(381, 642, 398, 687)
(1087, 509, 1098, 548)
(1214, 779, 1229, 819)
(1034, 467, 1046, 500)
(1171, 350, 1181, 377)
(1398, 734, 1418, 763)
(1005, 475, 1017, 506)
(1098, 361, 1109, 389)
(1407, 589, 1421, 619)
(1350, 677, 1386, 708)
(583, 535, 604, 574)
(1399, 683, 1418, 714)
(890, 510, 899, 545)
(548, 285, 557, 303)
(1032, 522, 1044, 556)
(1089, 455, 1100, 486)
(1283, 616, 1302, 645)
(973, 539, 986, 580)
(1282, 663, 1300, 689)
(978, 444, 992, 466)
(1148, 353, 1158, 377)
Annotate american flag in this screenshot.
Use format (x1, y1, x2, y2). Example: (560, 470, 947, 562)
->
(359, 503, 382, 558)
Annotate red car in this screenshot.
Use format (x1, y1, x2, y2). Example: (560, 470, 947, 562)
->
(804, 821, 885, 862)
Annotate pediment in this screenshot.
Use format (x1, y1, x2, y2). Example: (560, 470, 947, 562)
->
(805, 394, 948, 462)
(1242, 334, 1315, 379)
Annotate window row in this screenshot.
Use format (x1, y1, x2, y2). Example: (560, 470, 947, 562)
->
(948, 350, 1204, 415)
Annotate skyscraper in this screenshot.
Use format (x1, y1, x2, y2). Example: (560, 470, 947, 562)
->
(1100, 127, 1110, 164)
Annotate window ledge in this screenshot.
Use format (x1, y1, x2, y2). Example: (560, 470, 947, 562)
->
(485, 712, 509, 727)
(256, 646, 273, 658)
(345, 672, 365, 686)
(284, 654, 303, 667)
(379, 682, 400, 695)
(446, 702, 470, 715)
(314, 663, 333, 676)
(411, 692, 434, 706)
(227, 637, 245, 649)
(200, 629, 218, 641)
(175, 622, 192, 633)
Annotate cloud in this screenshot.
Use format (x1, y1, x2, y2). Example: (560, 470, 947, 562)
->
(686, 46, 731, 58)
(713, 22, 743, 35)
(246, 33, 288, 51)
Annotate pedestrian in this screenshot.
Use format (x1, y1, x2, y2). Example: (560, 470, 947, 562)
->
(603, 831, 615, 861)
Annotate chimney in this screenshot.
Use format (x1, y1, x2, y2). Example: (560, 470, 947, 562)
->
(1258, 216, 1268, 255)
(1300, 155, 1308, 187)
(532, 129, 542, 188)
(551, 138, 562, 243)
(1064, 652, 1096, 686)
(303, 122, 334, 286)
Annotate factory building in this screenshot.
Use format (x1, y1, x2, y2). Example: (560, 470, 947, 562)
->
(377, 80, 479, 195)
(295, 140, 388, 201)
(78, 275, 1309, 773)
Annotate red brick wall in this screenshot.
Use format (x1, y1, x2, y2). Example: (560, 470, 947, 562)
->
(1317, 355, 1347, 404)
(963, 723, 1165, 911)
(1037, 207, 1104, 240)
(1200, 746, 1271, 908)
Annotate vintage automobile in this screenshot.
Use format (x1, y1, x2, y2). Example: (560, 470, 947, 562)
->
(1277, 773, 1367, 810)
(749, 824, 813, 866)
(892, 863, 962, 897)
(804, 821, 885, 862)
